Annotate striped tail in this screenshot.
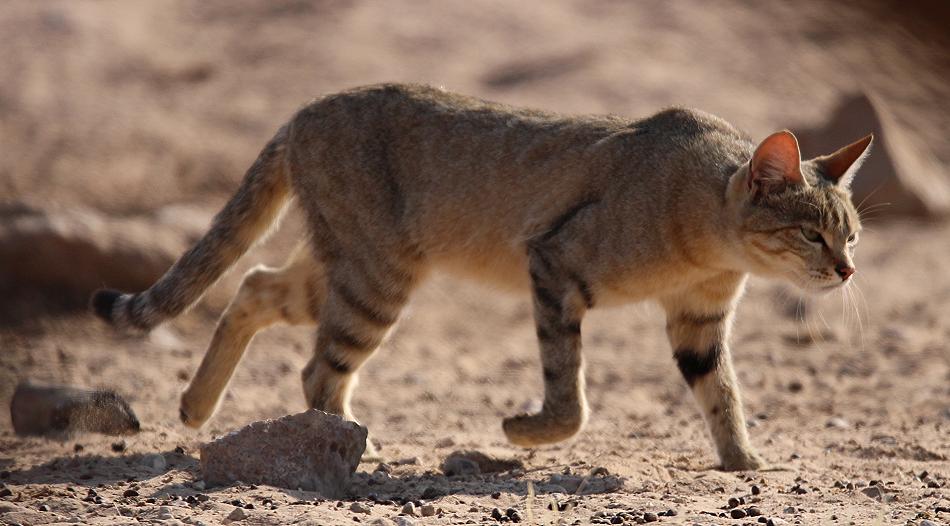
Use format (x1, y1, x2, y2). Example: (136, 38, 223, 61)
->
(91, 125, 292, 332)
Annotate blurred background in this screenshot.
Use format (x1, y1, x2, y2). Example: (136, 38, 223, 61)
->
(0, 1, 948, 523)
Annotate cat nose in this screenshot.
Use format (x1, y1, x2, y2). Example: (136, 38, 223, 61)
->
(835, 264, 855, 281)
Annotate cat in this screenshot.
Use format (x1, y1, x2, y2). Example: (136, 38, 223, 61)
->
(91, 83, 870, 470)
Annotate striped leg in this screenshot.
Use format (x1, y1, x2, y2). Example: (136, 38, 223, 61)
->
(503, 248, 590, 446)
(300, 258, 412, 424)
(663, 275, 765, 471)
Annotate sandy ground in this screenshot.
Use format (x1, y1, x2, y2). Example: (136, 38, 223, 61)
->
(1, 1, 948, 525)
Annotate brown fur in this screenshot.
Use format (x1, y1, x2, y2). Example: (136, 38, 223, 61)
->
(92, 84, 871, 470)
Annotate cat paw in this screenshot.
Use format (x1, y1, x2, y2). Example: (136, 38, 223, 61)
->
(719, 451, 767, 471)
(502, 411, 583, 447)
(178, 395, 212, 429)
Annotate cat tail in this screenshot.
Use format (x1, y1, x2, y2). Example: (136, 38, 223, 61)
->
(91, 124, 293, 332)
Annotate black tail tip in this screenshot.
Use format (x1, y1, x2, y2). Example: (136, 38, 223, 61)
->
(91, 289, 123, 322)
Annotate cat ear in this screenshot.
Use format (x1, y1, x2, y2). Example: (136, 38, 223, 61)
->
(815, 134, 873, 189)
(749, 130, 804, 195)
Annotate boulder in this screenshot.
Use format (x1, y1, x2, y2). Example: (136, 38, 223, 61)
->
(795, 92, 950, 218)
(0, 201, 212, 316)
(200, 409, 367, 498)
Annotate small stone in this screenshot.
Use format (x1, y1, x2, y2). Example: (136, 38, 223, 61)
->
(919, 520, 939, 526)
(401, 501, 416, 516)
(845, 482, 855, 490)
(394, 518, 415, 526)
(787, 380, 803, 392)
(227, 507, 247, 521)
(142, 453, 167, 473)
(491, 491, 502, 499)
(727, 497, 741, 508)
(506, 508, 522, 522)
(112, 441, 127, 452)
(730, 508, 747, 519)
(767, 518, 787, 526)
(610, 516, 622, 524)
(420, 504, 436, 517)
(435, 437, 455, 448)
(643, 511, 658, 522)
(122, 489, 139, 498)
(492, 507, 505, 521)
(825, 417, 849, 429)
(861, 485, 885, 501)
(664, 509, 677, 516)
(751, 484, 761, 495)
(38, 504, 50, 511)
(747, 506, 762, 517)
(783, 506, 797, 514)
(350, 502, 371, 514)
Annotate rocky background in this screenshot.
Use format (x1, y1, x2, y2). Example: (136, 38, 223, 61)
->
(1, 1, 948, 525)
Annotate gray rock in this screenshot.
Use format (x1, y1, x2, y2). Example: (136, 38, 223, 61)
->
(10, 382, 140, 437)
(143, 453, 167, 473)
(440, 450, 524, 476)
(226, 507, 247, 521)
(200, 409, 366, 499)
(350, 502, 371, 514)
(401, 501, 416, 516)
(394, 517, 415, 526)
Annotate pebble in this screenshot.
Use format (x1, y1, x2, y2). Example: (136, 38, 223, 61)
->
(730, 508, 747, 519)
(751, 484, 761, 495)
(783, 506, 797, 514)
(767, 519, 787, 526)
(747, 506, 762, 517)
(401, 501, 416, 516)
(122, 489, 139, 498)
(727, 497, 741, 508)
(920, 521, 939, 526)
(434, 437, 455, 448)
(350, 502, 371, 514)
(158, 506, 174, 519)
(394, 518, 415, 526)
(420, 504, 436, 517)
(227, 507, 247, 521)
(826, 417, 849, 429)
(111, 441, 126, 452)
(491, 508, 504, 521)
(643, 511, 658, 522)
(38, 504, 50, 511)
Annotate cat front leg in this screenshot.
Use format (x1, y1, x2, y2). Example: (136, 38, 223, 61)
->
(662, 275, 765, 471)
(503, 247, 591, 446)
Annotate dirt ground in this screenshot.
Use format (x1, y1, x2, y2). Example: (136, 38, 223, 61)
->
(1, 2, 948, 525)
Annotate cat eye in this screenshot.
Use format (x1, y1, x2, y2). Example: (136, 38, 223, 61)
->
(800, 227, 823, 244)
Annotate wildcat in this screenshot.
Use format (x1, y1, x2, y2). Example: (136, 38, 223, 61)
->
(91, 83, 870, 470)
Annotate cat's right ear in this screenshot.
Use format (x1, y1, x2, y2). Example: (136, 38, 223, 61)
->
(748, 130, 806, 196)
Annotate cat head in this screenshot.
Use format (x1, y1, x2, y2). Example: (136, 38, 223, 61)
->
(734, 130, 872, 292)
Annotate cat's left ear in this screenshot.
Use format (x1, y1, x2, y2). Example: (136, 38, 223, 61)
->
(815, 134, 873, 189)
